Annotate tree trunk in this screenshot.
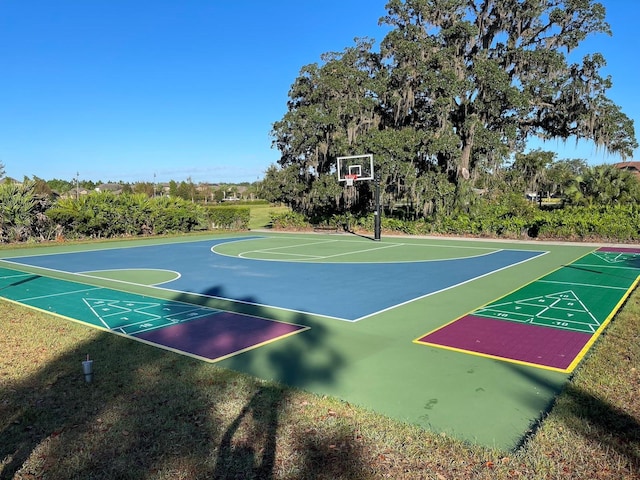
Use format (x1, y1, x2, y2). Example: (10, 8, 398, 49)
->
(458, 122, 476, 180)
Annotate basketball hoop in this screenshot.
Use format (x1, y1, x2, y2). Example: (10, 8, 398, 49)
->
(345, 174, 358, 186)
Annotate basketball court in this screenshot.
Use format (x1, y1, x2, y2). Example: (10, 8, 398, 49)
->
(1, 234, 637, 449)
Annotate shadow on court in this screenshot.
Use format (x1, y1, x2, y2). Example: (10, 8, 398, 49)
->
(0, 274, 40, 292)
(0, 282, 368, 479)
(171, 285, 366, 479)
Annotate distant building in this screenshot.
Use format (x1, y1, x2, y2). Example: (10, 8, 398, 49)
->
(613, 161, 640, 180)
(95, 183, 123, 194)
(64, 187, 90, 199)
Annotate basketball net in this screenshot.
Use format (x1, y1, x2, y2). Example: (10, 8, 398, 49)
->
(346, 174, 357, 186)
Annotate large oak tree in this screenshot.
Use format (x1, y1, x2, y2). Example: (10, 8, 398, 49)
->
(270, 0, 637, 216)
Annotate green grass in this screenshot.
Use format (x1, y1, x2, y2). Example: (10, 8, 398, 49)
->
(1, 282, 639, 479)
(248, 204, 290, 230)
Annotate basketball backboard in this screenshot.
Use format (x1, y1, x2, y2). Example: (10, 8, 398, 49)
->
(337, 154, 374, 183)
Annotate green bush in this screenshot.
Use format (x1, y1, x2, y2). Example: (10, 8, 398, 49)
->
(270, 211, 309, 230)
(37, 188, 640, 243)
(535, 205, 640, 242)
(47, 193, 208, 239)
(151, 196, 205, 234)
(205, 206, 250, 230)
(332, 202, 640, 243)
(0, 180, 56, 242)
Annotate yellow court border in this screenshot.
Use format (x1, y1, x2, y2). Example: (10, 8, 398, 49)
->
(413, 248, 640, 373)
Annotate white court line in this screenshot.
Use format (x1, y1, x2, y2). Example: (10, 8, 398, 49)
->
(83, 298, 114, 329)
(16, 286, 102, 303)
(77, 268, 182, 286)
(238, 240, 405, 263)
(240, 250, 326, 259)
(1, 235, 249, 260)
(262, 233, 502, 251)
(239, 243, 401, 261)
(538, 279, 629, 290)
(571, 263, 640, 271)
(354, 251, 547, 321)
(231, 240, 505, 264)
(309, 243, 403, 260)
(0, 272, 34, 280)
(1, 259, 183, 291)
(126, 310, 227, 334)
(151, 283, 349, 322)
(236, 239, 339, 258)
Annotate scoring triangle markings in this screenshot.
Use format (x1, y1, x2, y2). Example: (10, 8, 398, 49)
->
(83, 297, 222, 332)
(592, 251, 640, 264)
(473, 289, 599, 333)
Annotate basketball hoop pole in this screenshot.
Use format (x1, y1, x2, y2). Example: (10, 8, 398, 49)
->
(374, 173, 381, 241)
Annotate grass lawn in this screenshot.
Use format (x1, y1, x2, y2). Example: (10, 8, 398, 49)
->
(1, 272, 639, 479)
(248, 204, 290, 230)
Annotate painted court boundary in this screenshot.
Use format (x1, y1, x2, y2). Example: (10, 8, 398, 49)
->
(0, 267, 309, 363)
(414, 247, 640, 372)
(2, 236, 546, 322)
(1, 235, 631, 449)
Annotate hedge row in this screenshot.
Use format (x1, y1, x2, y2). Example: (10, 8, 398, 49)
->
(43, 193, 250, 240)
(271, 204, 640, 242)
(205, 205, 250, 230)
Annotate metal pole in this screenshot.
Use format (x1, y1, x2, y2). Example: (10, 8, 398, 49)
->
(374, 173, 381, 241)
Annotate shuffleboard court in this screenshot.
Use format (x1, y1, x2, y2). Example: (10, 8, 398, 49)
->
(0, 233, 633, 450)
(415, 247, 640, 372)
(0, 267, 308, 362)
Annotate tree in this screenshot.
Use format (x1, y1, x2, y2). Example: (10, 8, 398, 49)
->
(169, 180, 179, 198)
(379, 0, 636, 181)
(272, 38, 382, 177)
(545, 158, 588, 198)
(578, 164, 640, 206)
(47, 178, 74, 194)
(271, 0, 637, 219)
(0, 160, 5, 179)
(31, 176, 54, 196)
(133, 182, 155, 197)
(508, 150, 556, 194)
(259, 165, 309, 210)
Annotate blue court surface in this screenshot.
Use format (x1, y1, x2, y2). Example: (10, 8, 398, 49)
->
(4, 236, 545, 321)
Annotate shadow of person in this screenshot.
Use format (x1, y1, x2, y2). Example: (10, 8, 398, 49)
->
(213, 385, 283, 480)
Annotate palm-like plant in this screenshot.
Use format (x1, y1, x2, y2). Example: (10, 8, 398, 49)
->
(0, 180, 54, 242)
(578, 165, 640, 206)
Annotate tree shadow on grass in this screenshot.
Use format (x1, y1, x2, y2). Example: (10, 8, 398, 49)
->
(211, 384, 369, 480)
(212, 385, 288, 480)
(504, 363, 640, 470)
(178, 286, 369, 479)
(556, 383, 640, 470)
(1, 278, 369, 479)
(0, 325, 233, 479)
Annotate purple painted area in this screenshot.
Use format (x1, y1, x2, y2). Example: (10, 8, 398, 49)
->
(418, 315, 592, 370)
(598, 246, 640, 253)
(135, 312, 306, 361)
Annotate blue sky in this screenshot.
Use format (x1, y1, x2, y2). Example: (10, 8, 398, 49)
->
(0, 1, 637, 184)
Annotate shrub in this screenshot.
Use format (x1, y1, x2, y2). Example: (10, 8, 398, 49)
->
(206, 206, 250, 230)
(47, 193, 208, 239)
(270, 211, 309, 230)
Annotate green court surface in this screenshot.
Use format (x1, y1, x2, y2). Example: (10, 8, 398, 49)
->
(1, 232, 636, 450)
